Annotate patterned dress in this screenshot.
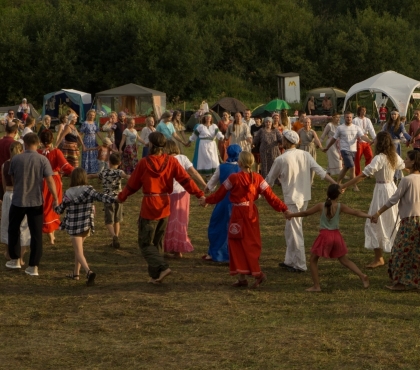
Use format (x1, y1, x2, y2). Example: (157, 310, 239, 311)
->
(253, 129, 282, 178)
(80, 121, 99, 174)
(122, 128, 139, 174)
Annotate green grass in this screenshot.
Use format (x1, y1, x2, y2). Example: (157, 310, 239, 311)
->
(1, 134, 419, 370)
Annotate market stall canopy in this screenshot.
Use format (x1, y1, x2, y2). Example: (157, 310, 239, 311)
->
(344, 71, 420, 116)
(210, 97, 247, 115)
(303, 87, 346, 115)
(251, 99, 290, 118)
(95, 83, 166, 120)
(42, 89, 91, 122)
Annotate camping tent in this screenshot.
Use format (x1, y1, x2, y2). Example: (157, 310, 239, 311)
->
(186, 111, 221, 131)
(343, 71, 420, 116)
(42, 89, 91, 122)
(95, 83, 166, 124)
(303, 87, 347, 115)
(210, 97, 247, 115)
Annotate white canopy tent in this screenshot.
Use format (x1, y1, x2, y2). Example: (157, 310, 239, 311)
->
(343, 71, 420, 116)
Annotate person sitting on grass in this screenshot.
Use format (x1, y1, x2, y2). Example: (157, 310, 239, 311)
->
(286, 184, 370, 292)
(55, 168, 117, 286)
(87, 153, 130, 249)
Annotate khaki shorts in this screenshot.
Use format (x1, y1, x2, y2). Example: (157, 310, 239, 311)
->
(104, 203, 123, 225)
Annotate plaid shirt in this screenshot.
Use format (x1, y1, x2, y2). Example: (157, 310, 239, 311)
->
(55, 186, 116, 235)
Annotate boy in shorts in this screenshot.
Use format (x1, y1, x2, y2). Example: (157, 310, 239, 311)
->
(88, 153, 130, 248)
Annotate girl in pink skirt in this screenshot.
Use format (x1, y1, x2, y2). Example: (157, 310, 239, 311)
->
(286, 184, 371, 292)
(163, 140, 207, 258)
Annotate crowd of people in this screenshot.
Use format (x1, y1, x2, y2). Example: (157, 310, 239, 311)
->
(1, 105, 420, 292)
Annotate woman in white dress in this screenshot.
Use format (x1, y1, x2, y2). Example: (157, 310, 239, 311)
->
(189, 112, 224, 178)
(341, 132, 405, 268)
(320, 112, 342, 176)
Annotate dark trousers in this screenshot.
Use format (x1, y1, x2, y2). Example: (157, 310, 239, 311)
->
(138, 217, 169, 279)
(8, 204, 43, 266)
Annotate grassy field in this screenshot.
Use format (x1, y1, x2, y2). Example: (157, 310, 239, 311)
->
(1, 134, 419, 370)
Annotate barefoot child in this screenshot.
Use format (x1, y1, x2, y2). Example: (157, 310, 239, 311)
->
(203, 151, 288, 288)
(88, 153, 130, 248)
(55, 168, 117, 286)
(286, 184, 370, 292)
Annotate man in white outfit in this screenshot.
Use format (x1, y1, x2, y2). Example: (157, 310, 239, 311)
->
(266, 130, 336, 272)
(242, 109, 255, 128)
(352, 106, 376, 176)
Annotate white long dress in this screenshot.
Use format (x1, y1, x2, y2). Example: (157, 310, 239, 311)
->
(320, 122, 342, 175)
(189, 124, 224, 176)
(363, 153, 405, 252)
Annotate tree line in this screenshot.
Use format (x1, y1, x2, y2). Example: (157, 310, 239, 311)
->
(0, 0, 419, 109)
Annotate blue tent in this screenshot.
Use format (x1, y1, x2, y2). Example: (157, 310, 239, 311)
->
(42, 89, 92, 122)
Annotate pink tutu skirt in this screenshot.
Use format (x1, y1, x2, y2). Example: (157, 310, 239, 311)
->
(164, 191, 193, 253)
(310, 229, 348, 258)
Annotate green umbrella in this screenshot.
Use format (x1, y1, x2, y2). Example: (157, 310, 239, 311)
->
(252, 99, 291, 118)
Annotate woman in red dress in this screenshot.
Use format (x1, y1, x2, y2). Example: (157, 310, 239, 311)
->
(203, 151, 288, 288)
(217, 111, 231, 162)
(38, 130, 74, 244)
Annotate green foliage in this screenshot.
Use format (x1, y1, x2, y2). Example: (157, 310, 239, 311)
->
(0, 0, 419, 109)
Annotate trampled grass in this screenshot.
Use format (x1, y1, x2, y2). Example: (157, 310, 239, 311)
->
(1, 137, 419, 370)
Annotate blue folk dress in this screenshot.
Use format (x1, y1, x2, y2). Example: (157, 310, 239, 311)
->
(207, 162, 240, 262)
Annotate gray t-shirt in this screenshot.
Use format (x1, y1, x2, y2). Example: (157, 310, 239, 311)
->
(9, 150, 53, 207)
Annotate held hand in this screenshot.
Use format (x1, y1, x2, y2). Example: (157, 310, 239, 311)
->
(338, 185, 346, 194)
(52, 199, 58, 210)
(322, 148, 328, 153)
(204, 187, 210, 195)
(114, 196, 121, 203)
(371, 213, 379, 223)
(283, 210, 292, 220)
(198, 196, 207, 207)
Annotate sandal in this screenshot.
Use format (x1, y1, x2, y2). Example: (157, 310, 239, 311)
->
(202, 254, 213, 261)
(86, 270, 96, 286)
(66, 272, 80, 280)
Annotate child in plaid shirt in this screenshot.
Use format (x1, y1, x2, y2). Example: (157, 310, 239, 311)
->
(55, 168, 117, 286)
(88, 153, 130, 248)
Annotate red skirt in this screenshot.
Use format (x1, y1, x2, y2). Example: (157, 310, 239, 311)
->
(310, 229, 348, 258)
(228, 204, 262, 276)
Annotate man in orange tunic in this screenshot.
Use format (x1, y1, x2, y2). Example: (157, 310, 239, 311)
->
(118, 132, 205, 283)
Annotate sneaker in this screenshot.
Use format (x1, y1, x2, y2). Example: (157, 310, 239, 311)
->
(25, 266, 39, 276)
(112, 235, 120, 249)
(5, 259, 21, 269)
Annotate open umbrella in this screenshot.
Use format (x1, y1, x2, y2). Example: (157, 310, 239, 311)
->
(252, 99, 291, 118)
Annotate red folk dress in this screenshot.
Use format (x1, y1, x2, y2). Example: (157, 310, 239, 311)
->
(205, 171, 287, 276)
(38, 148, 74, 233)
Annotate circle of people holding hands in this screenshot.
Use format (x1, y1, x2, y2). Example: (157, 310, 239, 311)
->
(2, 105, 420, 292)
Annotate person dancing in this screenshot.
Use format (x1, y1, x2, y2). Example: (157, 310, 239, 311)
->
(341, 132, 405, 268)
(202, 151, 288, 288)
(287, 184, 370, 292)
(203, 144, 242, 262)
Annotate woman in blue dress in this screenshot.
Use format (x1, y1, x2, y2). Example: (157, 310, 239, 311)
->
(382, 110, 411, 180)
(202, 144, 242, 262)
(80, 109, 104, 174)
